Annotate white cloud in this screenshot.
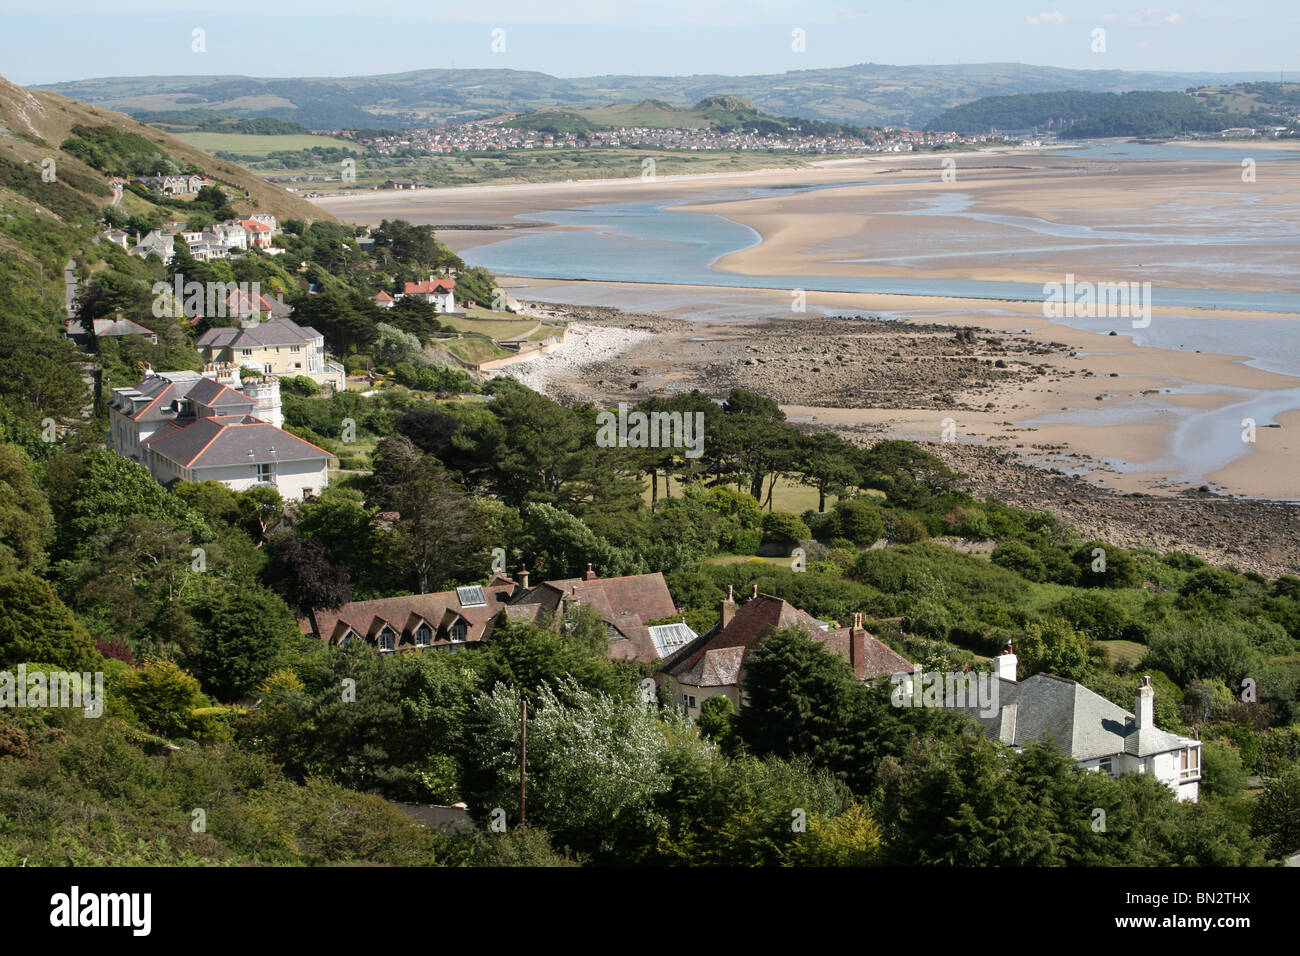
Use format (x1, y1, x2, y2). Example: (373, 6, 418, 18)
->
(1026, 11, 1067, 25)
(1127, 8, 1188, 27)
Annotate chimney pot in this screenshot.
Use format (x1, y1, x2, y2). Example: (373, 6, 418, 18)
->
(751, 583, 758, 599)
(1136, 675, 1155, 730)
(519, 566, 530, 589)
(995, 644, 1018, 683)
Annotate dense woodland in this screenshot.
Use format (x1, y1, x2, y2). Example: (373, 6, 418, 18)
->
(1, 126, 1298, 867)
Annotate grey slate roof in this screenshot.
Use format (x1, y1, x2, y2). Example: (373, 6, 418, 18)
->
(958, 674, 1193, 761)
(144, 415, 331, 469)
(196, 317, 319, 349)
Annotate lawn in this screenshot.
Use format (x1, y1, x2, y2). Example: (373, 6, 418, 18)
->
(642, 474, 829, 513)
(438, 315, 541, 339)
(1098, 640, 1149, 668)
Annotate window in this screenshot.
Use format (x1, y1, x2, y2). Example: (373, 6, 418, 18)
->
(415, 624, 431, 647)
(256, 463, 275, 482)
(1180, 747, 1200, 780)
(241, 348, 252, 357)
(684, 694, 697, 709)
(450, 621, 467, 643)
(1098, 757, 1114, 776)
(290, 345, 301, 353)
(378, 630, 395, 653)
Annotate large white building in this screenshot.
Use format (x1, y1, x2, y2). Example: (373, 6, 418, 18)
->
(107, 368, 331, 501)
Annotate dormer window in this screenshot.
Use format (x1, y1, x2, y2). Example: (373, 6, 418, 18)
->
(378, 629, 396, 653)
(415, 624, 431, 647)
(450, 621, 467, 643)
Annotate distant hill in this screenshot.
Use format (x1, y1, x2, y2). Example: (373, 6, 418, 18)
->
(926, 84, 1299, 137)
(34, 63, 1278, 131)
(503, 96, 869, 137)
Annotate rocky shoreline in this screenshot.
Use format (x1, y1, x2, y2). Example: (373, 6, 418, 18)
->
(502, 303, 1299, 578)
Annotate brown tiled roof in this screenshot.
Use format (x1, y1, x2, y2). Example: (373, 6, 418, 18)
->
(509, 571, 677, 665)
(525, 571, 677, 627)
(661, 594, 910, 686)
(663, 594, 825, 683)
(305, 581, 520, 650)
(819, 626, 913, 681)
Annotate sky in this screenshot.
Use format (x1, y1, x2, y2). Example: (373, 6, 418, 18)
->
(1, 1, 1296, 86)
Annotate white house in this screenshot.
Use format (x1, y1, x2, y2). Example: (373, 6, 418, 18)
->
(403, 276, 456, 313)
(956, 649, 1202, 802)
(107, 368, 331, 501)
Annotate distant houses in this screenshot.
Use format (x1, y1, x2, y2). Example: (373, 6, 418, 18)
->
(133, 173, 205, 196)
(402, 276, 456, 313)
(112, 213, 282, 265)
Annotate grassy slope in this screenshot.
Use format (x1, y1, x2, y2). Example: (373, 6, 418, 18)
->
(0, 75, 335, 226)
(174, 131, 360, 157)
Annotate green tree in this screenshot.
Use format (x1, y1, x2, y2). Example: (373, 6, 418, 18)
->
(0, 570, 100, 670)
(1253, 764, 1300, 860)
(0, 443, 53, 572)
(190, 582, 301, 700)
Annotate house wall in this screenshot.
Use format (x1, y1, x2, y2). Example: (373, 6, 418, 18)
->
(203, 337, 327, 379)
(676, 682, 738, 720)
(190, 458, 329, 500)
(1081, 748, 1199, 802)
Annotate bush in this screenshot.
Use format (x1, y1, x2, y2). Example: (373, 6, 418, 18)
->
(1072, 542, 1142, 589)
(115, 659, 210, 739)
(761, 512, 811, 550)
(992, 540, 1047, 582)
(886, 512, 929, 544)
(832, 499, 884, 547)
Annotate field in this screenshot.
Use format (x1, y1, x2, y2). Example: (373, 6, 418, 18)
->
(642, 474, 826, 513)
(175, 132, 361, 157)
(294, 148, 809, 192)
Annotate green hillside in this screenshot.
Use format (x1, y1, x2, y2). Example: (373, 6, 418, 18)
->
(926, 87, 1293, 137)
(35, 63, 1278, 130)
(505, 96, 870, 138)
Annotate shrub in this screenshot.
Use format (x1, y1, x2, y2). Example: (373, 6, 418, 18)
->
(991, 540, 1047, 582)
(886, 512, 929, 544)
(1072, 541, 1142, 589)
(832, 499, 884, 547)
(761, 512, 810, 550)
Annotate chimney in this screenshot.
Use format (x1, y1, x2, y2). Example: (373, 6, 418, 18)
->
(519, 566, 530, 589)
(1135, 675, 1154, 730)
(720, 584, 736, 628)
(751, 583, 758, 600)
(995, 642, 1018, 682)
(584, 563, 596, 581)
(849, 612, 865, 676)
(997, 703, 1018, 745)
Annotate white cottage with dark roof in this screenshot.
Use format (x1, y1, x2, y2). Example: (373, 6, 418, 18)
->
(954, 648, 1202, 802)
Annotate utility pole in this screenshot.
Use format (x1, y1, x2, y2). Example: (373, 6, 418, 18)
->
(519, 697, 527, 827)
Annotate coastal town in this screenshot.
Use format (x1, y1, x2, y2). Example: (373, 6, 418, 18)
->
(336, 119, 1015, 158)
(0, 4, 1297, 912)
